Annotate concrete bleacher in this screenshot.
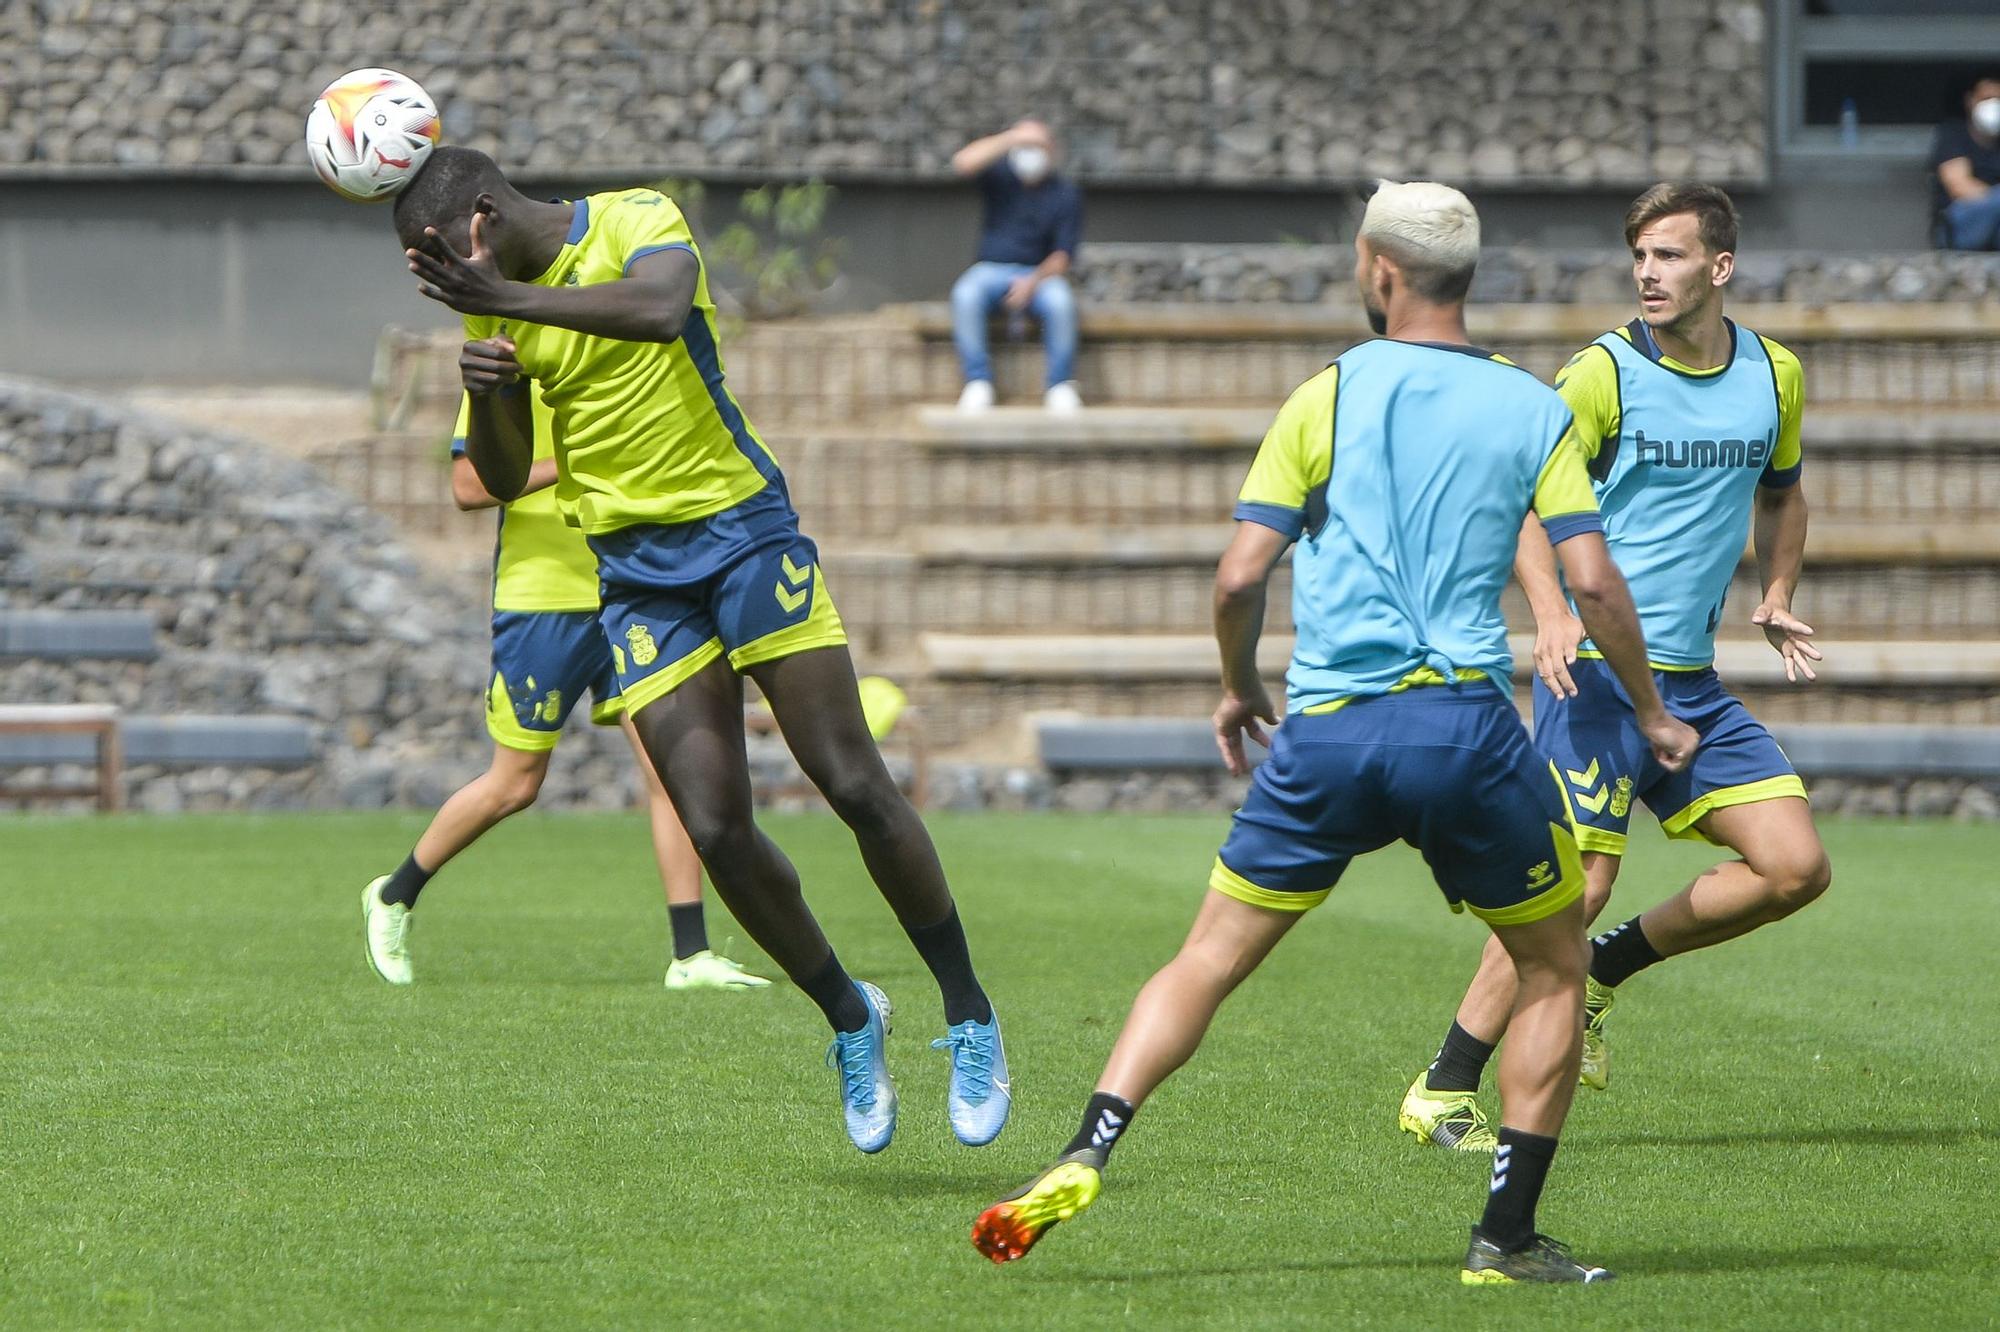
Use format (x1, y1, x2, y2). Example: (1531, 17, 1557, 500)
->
(366, 295, 2000, 781)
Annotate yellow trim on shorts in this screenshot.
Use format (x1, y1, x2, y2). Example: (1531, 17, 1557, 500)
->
(621, 638, 727, 717)
(1468, 818, 1586, 926)
(1208, 858, 1332, 913)
(1660, 774, 1810, 845)
(1574, 649, 1708, 673)
(727, 570, 849, 671)
(486, 672, 564, 752)
(1574, 825, 1629, 856)
(589, 694, 626, 726)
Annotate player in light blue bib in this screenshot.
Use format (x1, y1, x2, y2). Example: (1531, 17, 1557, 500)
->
(1403, 185, 1833, 1138)
(971, 182, 1697, 1286)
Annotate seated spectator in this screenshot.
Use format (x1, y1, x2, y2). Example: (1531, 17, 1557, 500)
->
(949, 119, 1084, 414)
(1933, 75, 2000, 251)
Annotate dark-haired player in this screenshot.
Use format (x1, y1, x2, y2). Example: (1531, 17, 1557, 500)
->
(1400, 183, 1831, 1152)
(388, 147, 1008, 1154)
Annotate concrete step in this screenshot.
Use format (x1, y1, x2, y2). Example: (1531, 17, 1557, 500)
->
(919, 632, 2000, 686)
(821, 551, 2000, 647)
(786, 418, 2000, 541)
(1033, 714, 2000, 779)
(907, 631, 2000, 749)
(382, 305, 2000, 437)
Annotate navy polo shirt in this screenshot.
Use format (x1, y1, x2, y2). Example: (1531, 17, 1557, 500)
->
(1932, 120, 2000, 216)
(975, 161, 1083, 266)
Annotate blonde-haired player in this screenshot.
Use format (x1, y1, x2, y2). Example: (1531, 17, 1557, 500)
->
(969, 183, 1694, 1283)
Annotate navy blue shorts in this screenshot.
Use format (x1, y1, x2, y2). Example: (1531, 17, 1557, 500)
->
(1213, 686, 1585, 925)
(486, 610, 623, 752)
(1533, 656, 1805, 854)
(587, 486, 847, 716)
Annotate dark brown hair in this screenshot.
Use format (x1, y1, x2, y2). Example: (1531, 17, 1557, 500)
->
(1623, 182, 1739, 256)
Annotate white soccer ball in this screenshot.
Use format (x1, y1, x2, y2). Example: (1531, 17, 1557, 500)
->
(305, 67, 441, 203)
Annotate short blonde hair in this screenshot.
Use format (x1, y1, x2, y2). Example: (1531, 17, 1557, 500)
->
(1359, 180, 1481, 302)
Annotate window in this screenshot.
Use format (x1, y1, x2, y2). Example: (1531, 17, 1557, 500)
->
(1776, 0, 2000, 156)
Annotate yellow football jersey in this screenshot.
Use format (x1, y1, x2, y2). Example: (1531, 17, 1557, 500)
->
(461, 189, 782, 536)
(451, 393, 600, 613)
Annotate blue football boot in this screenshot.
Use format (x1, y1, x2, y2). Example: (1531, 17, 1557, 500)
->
(826, 980, 897, 1153)
(932, 1009, 1011, 1146)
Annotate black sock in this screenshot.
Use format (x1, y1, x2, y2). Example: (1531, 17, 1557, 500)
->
(1061, 1092, 1136, 1164)
(904, 906, 992, 1026)
(668, 902, 709, 960)
(1425, 1021, 1497, 1094)
(1478, 1127, 1560, 1251)
(1590, 915, 1665, 989)
(800, 951, 869, 1033)
(377, 853, 433, 909)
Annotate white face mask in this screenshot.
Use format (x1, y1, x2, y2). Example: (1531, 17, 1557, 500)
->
(1008, 145, 1052, 185)
(1974, 98, 2000, 136)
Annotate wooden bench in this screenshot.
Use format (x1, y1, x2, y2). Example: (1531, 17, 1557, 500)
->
(0, 704, 122, 811)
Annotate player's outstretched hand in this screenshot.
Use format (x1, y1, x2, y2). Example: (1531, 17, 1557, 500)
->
(408, 214, 511, 315)
(1533, 610, 1586, 698)
(1638, 711, 1699, 774)
(1751, 602, 1821, 684)
(459, 337, 521, 394)
(1214, 688, 1278, 777)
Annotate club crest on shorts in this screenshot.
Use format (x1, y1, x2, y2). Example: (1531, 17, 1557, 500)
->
(1610, 776, 1633, 818)
(537, 688, 563, 724)
(624, 622, 660, 667)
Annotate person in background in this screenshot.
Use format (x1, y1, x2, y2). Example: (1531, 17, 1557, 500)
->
(949, 119, 1084, 414)
(1932, 74, 2000, 251)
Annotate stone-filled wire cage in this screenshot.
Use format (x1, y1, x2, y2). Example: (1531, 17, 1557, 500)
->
(10, 0, 1766, 187)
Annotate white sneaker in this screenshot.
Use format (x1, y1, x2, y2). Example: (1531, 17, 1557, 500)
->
(1043, 381, 1082, 414)
(957, 380, 995, 413)
(361, 877, 413, 985)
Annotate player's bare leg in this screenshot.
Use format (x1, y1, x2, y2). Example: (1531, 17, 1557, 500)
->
(1462, 896, 1612, 1283)
(1560, 799, 1827, 1090)
(972, 890, 1296, 1262)
(618, 714, 768, 991)
(362, 742, 551, 984)
(1625, 798, 1830, 955)
(750, 644, 1009, 1144)
(627, 653, 893, 1150)
(414, 742, 552, 870)
(1402, 852, 1619, 1126)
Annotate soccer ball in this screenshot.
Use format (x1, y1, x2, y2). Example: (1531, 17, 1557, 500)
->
(305, 67, 440, 203)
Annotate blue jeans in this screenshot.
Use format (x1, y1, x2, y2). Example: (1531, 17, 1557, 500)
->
(1942, 193, 2000, 251)
(950, 261, 1078, 388)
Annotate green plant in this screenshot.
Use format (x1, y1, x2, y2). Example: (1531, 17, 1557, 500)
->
(650, 177, 845, 322)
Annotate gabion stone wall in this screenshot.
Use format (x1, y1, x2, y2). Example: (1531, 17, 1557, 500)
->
(0, 378, 646, 811)
(15, 0, 1767, 186)
(1077, 245, 2000, 306)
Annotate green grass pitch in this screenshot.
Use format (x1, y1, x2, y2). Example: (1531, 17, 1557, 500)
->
(1, 811, 1994, 1329)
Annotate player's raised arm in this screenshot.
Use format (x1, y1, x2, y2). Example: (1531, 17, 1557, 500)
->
(460, 347, 535, 501)
(410, 213, 701, 345)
